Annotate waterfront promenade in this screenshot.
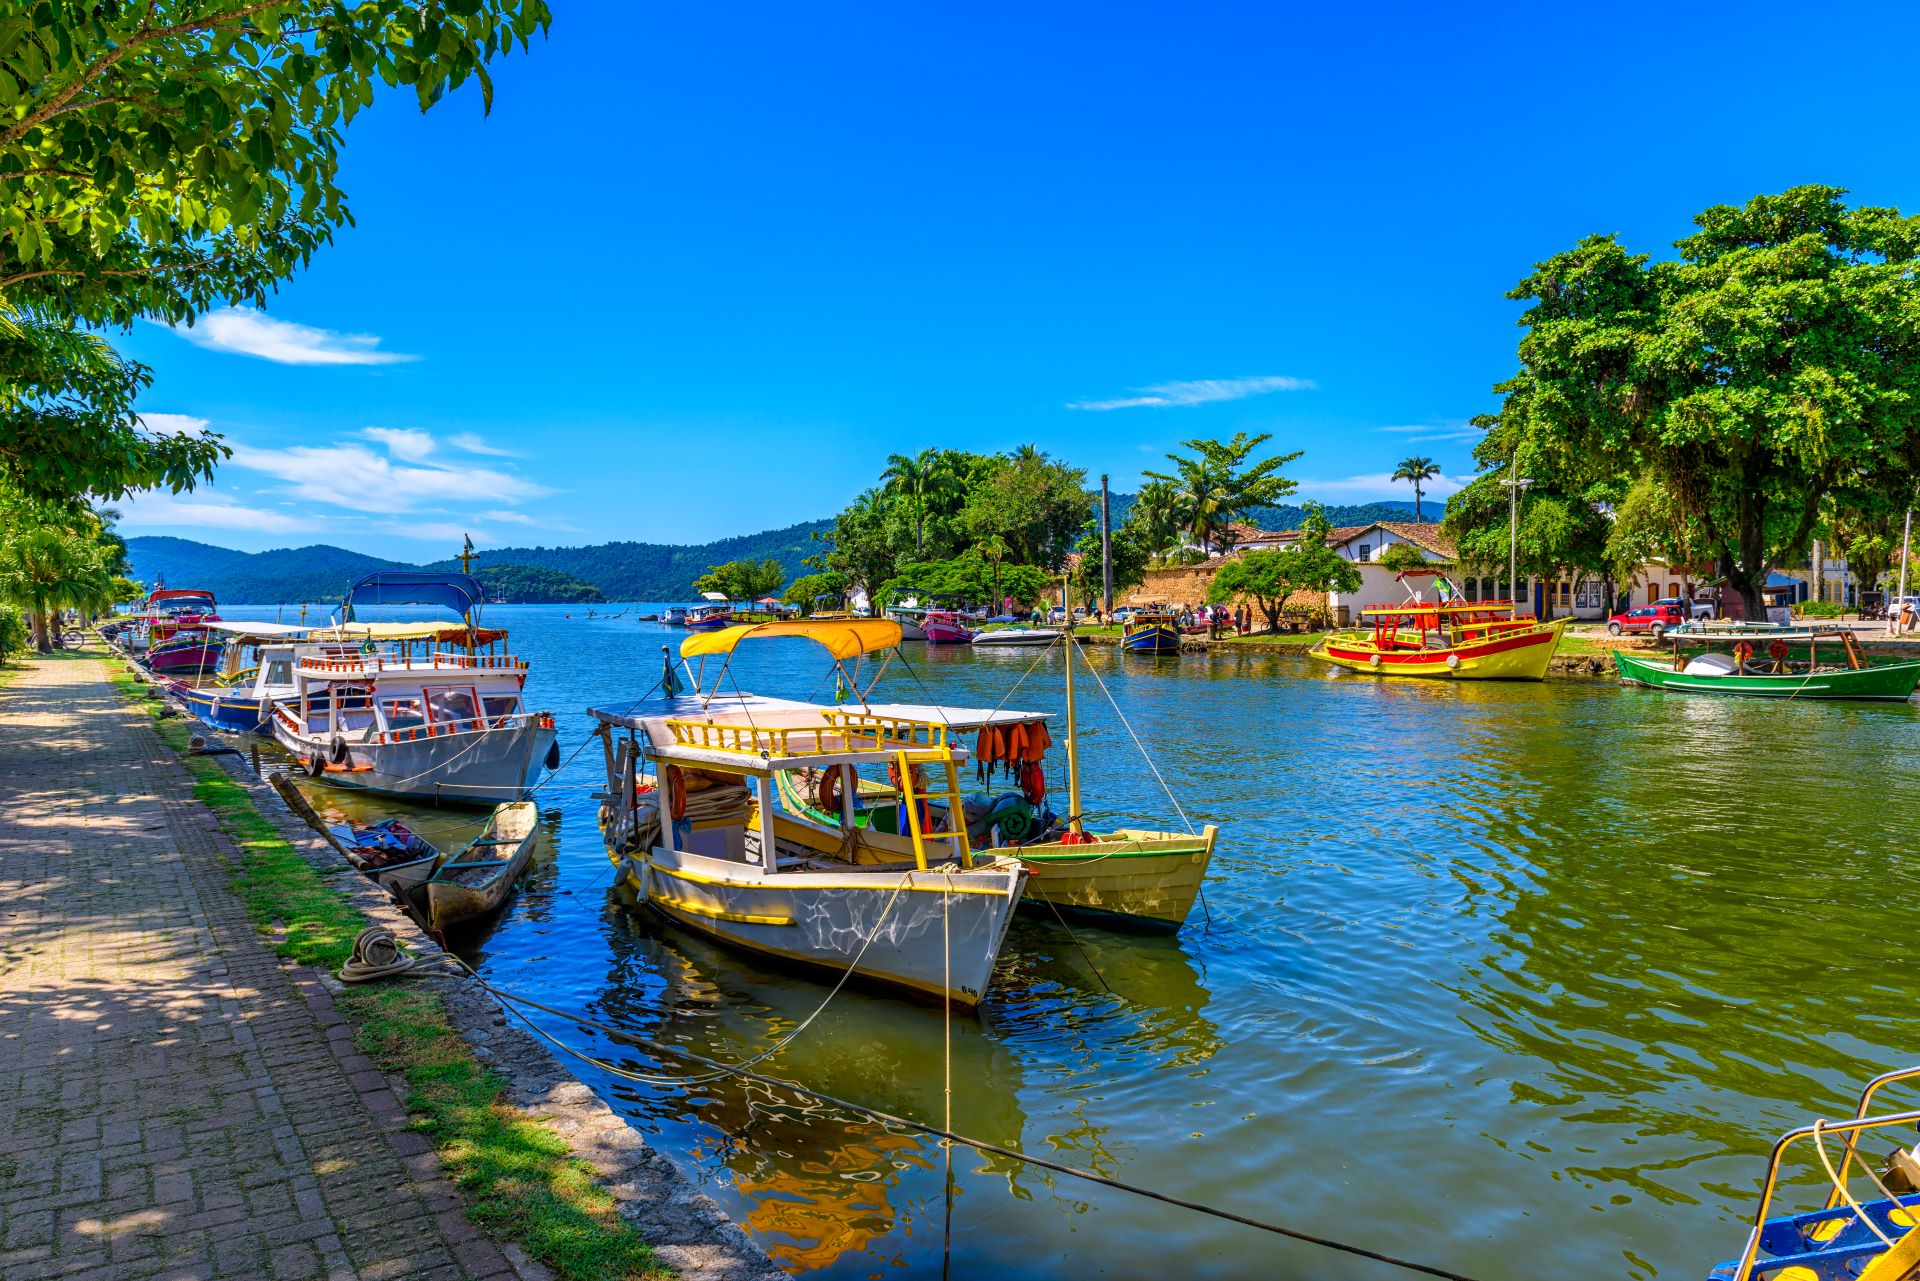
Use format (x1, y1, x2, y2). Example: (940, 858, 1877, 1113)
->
(0, 652, 537, 1281)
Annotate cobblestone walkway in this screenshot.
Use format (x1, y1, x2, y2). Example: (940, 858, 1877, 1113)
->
(0, 652, 542, 1281)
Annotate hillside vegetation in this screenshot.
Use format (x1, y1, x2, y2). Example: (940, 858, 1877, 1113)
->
(125, 520, 832, 603)
(475, 564, 604, 604)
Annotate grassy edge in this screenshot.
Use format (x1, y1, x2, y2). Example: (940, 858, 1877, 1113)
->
(101, 658, 667, 1281)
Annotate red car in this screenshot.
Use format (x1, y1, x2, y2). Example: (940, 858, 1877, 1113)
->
(1606, 603, 1686, 637)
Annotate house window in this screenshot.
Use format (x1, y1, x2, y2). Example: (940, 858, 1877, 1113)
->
(1463, 578, 1478, 602)
(1574, 579, 1604, 610)
(1357, 543, 1371, 562)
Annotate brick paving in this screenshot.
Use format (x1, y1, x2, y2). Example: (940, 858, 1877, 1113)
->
(0, 652, 543, 1281)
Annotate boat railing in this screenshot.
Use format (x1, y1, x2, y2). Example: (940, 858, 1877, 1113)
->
(663, 711, 952, 759)
(376, 710, 555, 745)
(297, 651, 526, 675)
(1728, 1104, 1920, 1281)
(1824, 1066, 1920, 1210)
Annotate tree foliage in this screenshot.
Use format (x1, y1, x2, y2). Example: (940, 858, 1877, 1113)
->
(0, 501, 124, 649)
(1391, 456, 1441, 521)
(781, 571, 848, 614)
(473, 563, 602, 604)
(1144, 432, 1301, 554)
(1472, 185, 1920, 618)
(878, 550, 1049, 610)
(0, 0, 549, 508)
(694, 557, 785, 603)
(1205, 506, 1359, 631)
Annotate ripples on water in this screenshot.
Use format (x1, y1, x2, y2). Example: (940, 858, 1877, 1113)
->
(218, 605, 1920, 1278)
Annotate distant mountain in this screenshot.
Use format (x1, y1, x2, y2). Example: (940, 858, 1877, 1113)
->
(420, 520, 834, 601)
(1095, 494, 1424, 529)
(125, 518, 834, 604)
(125, 537, 411, 604)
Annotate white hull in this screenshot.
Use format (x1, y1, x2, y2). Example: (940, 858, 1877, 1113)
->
(614, 844, 1026, 1007)
(971, 629, 1061, 647)
(271, 719, 556, 806)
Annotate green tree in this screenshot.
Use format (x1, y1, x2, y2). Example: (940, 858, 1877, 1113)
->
(1070, 518, 1147, 608)
(1206, 505, 1359, 631)
(882, 449, 954, 556)
(879, 552, 1047, 610)
(694, 557, 785, 603)
(1376, 542, 1429, 574)
(1391, 456, 1442, 521)
(0, 604, 26, 662)
(1485, 186, 1920, 619)
(959, 447, 1088, 567)
(1, 1, 549, 503)
(1128, 479, 1186, 566)
(1145, 432, 1301, 554)
(782, 571, 848, 615)
(0, 525, 113, 650)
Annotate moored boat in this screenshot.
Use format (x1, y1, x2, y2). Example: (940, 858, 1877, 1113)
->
(1615, 622, 1920, 701)
(175, 622, 334, 733)
(1120, 608, 1182, 655)
(1709, 1064, 1920, 1281)
(267, 570, 558, 805)
(971, 626, 1062, 647)
(141, 588, 225, 674)
(420, 801, 540, 930)
(684, 603, 734, 631)
(922, 608, 976, 645)
(884, 606, 931, 641)
(590, 619, 1028, 1008)
(1310, 572, 1567, 680)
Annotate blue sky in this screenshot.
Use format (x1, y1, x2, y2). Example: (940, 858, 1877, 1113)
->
(116, 1, 1920, 559)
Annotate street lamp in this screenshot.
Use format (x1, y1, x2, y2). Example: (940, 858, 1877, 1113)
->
(1499, 472, 1533, 621)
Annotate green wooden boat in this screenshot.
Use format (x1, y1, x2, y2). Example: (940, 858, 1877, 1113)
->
(1614, 624, 1920, 701)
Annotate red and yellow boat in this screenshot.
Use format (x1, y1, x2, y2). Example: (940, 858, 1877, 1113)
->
(1309, 576, 1569, 681)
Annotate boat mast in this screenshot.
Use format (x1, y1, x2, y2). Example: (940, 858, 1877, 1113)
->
(1062, 577, 1083, 838)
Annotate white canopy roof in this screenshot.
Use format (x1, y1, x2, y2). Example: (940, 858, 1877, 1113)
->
(204, 620, 313, 638)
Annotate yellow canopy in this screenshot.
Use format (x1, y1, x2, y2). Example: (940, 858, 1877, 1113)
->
(680, 619, 902, 661)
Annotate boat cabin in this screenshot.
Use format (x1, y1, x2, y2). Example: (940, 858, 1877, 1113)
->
(273, 629, 532, 743)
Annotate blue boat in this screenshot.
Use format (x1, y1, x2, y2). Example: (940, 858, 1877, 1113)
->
(174, 624, 318, 734)
(1710, 1063, 1920, 1281)
(178, 685, 271, 733)
(1120, 610, 1182, 654)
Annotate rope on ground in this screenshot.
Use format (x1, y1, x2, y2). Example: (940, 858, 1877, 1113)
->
(338, 927, 417, 983)
(347, 930, 1490, 1281)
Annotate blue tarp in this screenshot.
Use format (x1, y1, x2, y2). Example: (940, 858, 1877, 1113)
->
(341, 571, 486, 621)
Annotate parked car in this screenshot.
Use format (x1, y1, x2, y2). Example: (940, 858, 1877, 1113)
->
(1652, 595, 1714, 619)
(1607, 603, 1687, 637)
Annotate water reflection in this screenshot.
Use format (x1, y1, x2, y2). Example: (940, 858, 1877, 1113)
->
(205, 605, 1920, 1280)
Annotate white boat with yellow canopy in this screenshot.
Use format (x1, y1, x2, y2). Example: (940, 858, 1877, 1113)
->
(589, 618, 1028, 1009)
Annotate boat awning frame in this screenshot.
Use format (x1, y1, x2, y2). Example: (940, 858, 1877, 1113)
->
(680, 619, 902, 661)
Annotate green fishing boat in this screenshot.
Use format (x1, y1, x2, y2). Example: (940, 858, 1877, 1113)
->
(1613, 622, 1920, 701)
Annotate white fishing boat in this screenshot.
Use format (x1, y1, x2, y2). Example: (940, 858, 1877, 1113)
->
(590, 620, 1028, 1008)
(268, 571, 558, 806)
(971, 626, 1062, 647)
(884, 606, 931, 641)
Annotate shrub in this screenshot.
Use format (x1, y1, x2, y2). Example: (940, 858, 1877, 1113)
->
(0, 605, 27, 662)
(1794, 599, 1847, 619)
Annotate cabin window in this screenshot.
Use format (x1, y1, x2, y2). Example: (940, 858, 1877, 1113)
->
(381, 697, 426, 729)
(1357, 543, 1371, 562)
(423, 685, 480, 725)
(264, 659, 291, 685)
(481, 694, 520, 721)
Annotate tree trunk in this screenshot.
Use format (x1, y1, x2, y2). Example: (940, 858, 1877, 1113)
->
(1729, 490, 1770, 620)
(1258, 594, 1281, 632)
(30, 608, 50, 653)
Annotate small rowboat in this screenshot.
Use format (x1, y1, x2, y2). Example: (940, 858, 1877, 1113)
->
(1615, 623, 1920, 701)
(269, 772, 447, 904)
(420, 801, 540, 931)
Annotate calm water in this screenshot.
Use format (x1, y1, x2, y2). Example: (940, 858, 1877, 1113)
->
(214, 603, 1920, 1279)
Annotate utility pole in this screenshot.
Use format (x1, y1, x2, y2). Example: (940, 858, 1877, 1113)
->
(1897, 509, 1914, 634)
(1100, 474, 1113, 620)
(1500, 467, 1532, 621)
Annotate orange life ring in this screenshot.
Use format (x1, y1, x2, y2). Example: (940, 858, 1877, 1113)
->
(1732, 641, 1754, 664)
(817, 766, 843, 817)
(1767, 640, 1790, 661)
(665, 764, 688, 822)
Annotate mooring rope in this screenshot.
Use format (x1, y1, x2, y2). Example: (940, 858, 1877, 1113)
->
(351, 929, 1489, 1281)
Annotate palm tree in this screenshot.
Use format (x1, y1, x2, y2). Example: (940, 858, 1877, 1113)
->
(976, 534, 1010, 605)
(1128, 481, 1185, 565)
(882, 448, 950, 556)
(1393, 456, 1442, 521)
(0, 528, 111, 651)
(1144, 433, 1301, 554)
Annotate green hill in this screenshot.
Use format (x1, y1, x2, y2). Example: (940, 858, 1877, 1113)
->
(475, 564, 604, 604)
(125, 518, 833, 603)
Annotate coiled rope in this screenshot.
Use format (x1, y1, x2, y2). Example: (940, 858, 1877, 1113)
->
(349, 928, 1489, 1281)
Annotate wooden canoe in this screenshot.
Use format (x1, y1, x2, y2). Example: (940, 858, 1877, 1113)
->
(421, 801, 540, 931)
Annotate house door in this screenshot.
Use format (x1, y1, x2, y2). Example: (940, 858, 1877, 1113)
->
(1534, 581, 1544, 618)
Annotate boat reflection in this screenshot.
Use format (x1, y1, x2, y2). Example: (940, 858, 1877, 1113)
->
(593, 907, 1030, 1273)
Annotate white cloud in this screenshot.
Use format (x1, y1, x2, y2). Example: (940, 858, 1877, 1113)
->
(1068, 375, 1316, 411)
(450, 432, 518, 457)
(480, 509, 537, 525)
(382, 521, 493, 545)
(168, 307, 419, 366)
(1297, 471, 1467, 502)
(362, 427, 437, 462)
(226, 442, 553, 512)
(118, 491, 326, 534)
(1373, 423, 1483, 444)
(138, 412, 211, 437)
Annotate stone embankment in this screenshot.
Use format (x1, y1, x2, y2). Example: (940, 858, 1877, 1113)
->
(0, 648, 780, 1281)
